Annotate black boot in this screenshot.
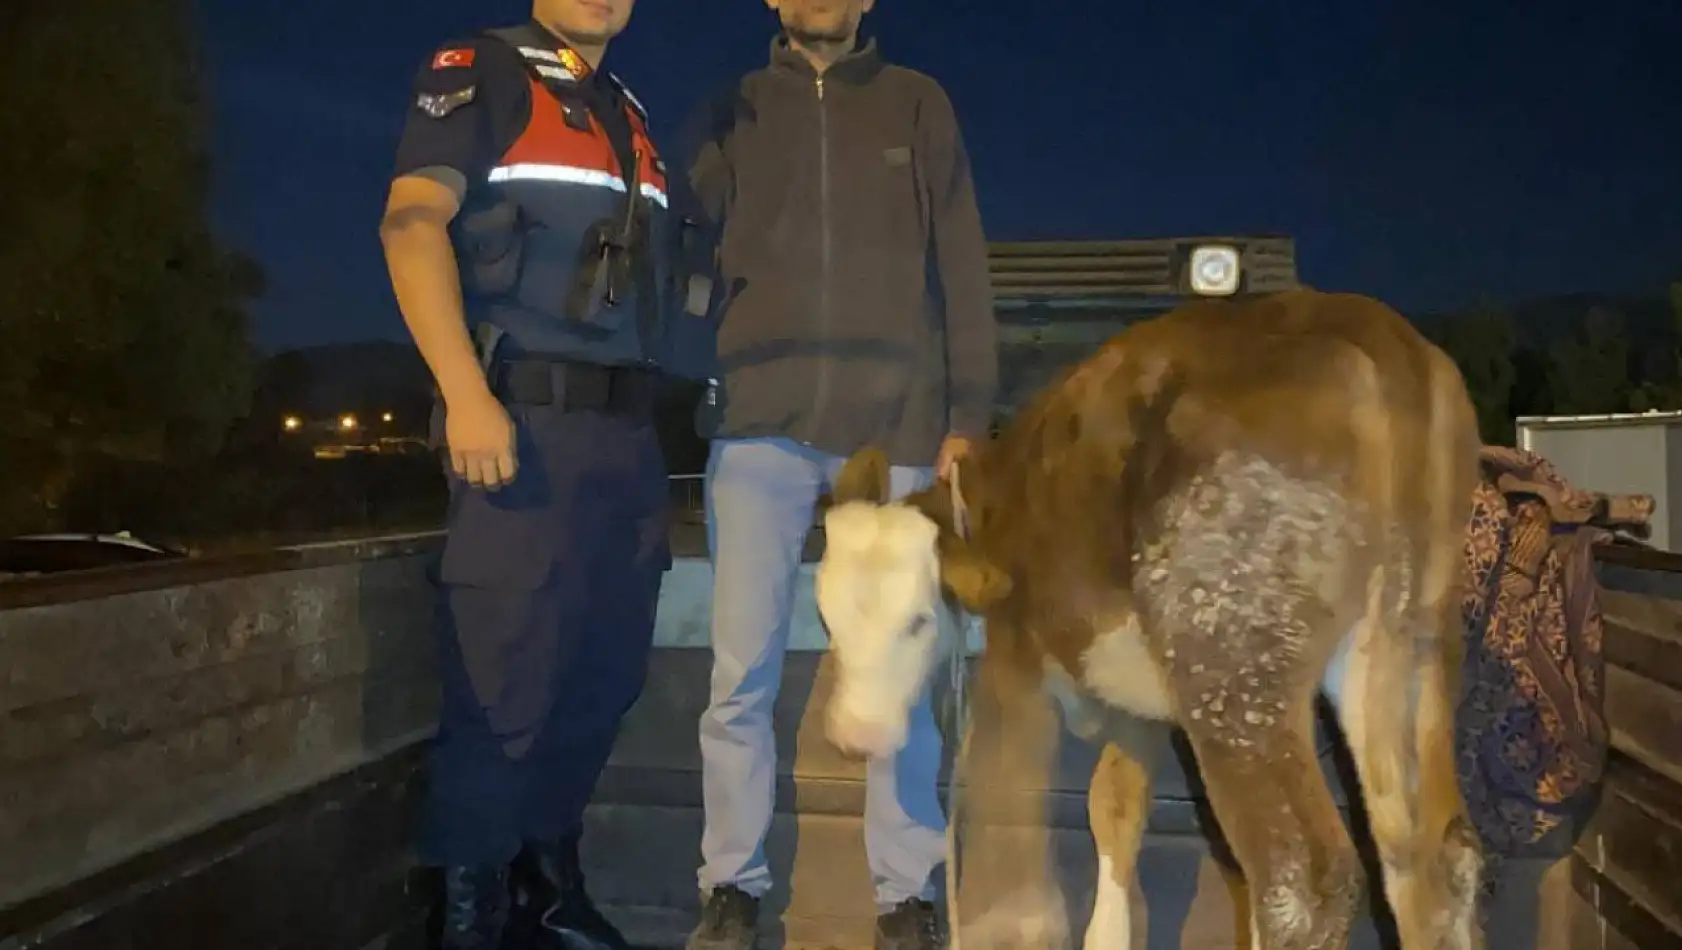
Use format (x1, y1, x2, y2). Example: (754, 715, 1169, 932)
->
(507, 836, 640, 950)
(874, 898, 946, 950)
(439, 864, 511, 950)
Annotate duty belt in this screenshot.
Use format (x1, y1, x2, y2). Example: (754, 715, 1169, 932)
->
(489, 358, 657, 415)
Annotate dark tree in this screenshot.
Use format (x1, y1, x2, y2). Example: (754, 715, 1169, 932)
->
(0, 1, 261, 534)
(1632, 280, 1682, 411)
(1546, 306, 1632, 416)
(1430, 304, 1518, 445)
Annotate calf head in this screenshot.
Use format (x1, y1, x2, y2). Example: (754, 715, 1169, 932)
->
(816, 445, 1012, 758)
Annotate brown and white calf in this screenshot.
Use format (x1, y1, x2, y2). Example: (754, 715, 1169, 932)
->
(814, 290, 1485, 950)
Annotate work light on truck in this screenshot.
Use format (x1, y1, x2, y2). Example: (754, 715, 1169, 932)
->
(1189, 244, 1241, 296)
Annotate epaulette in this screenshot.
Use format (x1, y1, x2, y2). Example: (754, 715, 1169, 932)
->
(479, 25, 592, 86)
(603, 71, 649, 123)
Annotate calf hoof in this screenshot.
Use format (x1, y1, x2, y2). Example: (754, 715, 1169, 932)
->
(955, 891, 1070, 950)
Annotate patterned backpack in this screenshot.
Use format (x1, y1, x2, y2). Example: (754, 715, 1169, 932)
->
(1456, 447, 1653, 863)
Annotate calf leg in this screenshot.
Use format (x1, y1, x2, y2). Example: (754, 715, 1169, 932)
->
(1331, 596, 1482, 950)
(1180, 699, 1363, 950)
(1083, 726, 1153, 950)
(952, 641, 1069, 950)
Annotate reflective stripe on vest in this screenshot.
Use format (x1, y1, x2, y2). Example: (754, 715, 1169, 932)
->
(487, 162, 670, 209)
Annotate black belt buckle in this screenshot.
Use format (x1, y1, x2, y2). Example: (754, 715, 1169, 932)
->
(564, 363, 614, 412)
(493, 360, 556, 406)
(494, 358, 649, 415)
(600, 365, 653, 416)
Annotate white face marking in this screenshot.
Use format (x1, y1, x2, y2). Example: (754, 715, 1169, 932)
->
(815, 500, 946, 758)
(1079, 614, 1175, 721)
(1082, 853, 1133, 950)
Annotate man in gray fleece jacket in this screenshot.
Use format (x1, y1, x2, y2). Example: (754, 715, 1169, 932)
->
(674, 3, 997, 950)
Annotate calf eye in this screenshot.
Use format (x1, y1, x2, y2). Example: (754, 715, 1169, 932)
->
(906, 613, 936, 639)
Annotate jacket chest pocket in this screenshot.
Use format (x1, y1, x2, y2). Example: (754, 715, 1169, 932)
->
(841, 141, 924, 237)
(852, 141, 917, 196)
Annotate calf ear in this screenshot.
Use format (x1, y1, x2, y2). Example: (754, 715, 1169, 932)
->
(941, 541, 1013, 612)
(901, 478, 1007, 609)
(833, 446, 891, 504)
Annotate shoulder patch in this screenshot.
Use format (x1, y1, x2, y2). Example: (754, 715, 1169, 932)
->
(431, 47, 476, 70)
(416, 85, 476, 118)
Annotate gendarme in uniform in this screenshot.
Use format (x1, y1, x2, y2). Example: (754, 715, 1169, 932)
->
(390, 16, 706, 950)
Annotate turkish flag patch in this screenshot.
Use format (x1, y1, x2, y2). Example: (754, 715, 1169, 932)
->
(432, 48, 475, 70)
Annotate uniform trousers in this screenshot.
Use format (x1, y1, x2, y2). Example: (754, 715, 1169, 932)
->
(419, 400, 670, 866)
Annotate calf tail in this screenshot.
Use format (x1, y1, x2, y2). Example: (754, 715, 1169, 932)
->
(1420, 346, 1480, 654)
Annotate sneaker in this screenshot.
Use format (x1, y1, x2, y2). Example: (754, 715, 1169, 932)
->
(686, 884, 760, 950)
(874, 898, 946, 950)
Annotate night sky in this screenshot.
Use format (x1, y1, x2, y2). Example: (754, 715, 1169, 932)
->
(201, 0, 1682, 351)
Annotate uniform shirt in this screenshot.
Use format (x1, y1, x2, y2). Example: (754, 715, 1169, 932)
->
(386, 22, 693, 371)
(392, 22, 639, 208)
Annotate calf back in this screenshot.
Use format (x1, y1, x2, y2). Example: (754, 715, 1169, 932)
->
(955, 290, 1477, 667)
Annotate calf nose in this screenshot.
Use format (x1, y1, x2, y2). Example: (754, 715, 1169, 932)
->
(826, 709, 903, 760)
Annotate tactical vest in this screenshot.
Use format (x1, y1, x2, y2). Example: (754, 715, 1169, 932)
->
(452, 25, 674, 371)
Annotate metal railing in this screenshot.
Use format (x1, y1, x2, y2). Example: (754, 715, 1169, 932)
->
(669, 473, 706, 523)
(666, 472, 827, 529)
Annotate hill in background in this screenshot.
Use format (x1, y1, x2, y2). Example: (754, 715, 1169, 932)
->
(1416, 292, 1673, 349)
(245, 340, 711, 473)
(248, 287, 1671, 466)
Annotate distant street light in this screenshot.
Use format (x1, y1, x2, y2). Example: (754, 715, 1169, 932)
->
(339, 414, 358, 430)
(283, 415, 302, 432)
(381, 412, 394, 423)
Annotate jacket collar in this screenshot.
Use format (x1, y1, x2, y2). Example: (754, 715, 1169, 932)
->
(768, 33, 884, 84)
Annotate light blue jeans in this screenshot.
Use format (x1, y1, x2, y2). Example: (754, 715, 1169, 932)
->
(697, 436, 948, 909)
